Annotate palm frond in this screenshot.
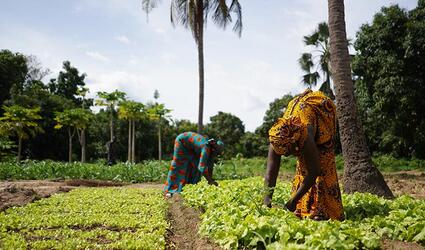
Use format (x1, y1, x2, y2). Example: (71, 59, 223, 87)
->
(229, 0, 243, 37)
(302, 72, 320, 87)
(298, 53, 314, 72)
(317, 22, 329, 42)
(142, 0, 161, 15)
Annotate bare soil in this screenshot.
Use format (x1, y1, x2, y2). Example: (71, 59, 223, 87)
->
(0, 179, 124, 211)
(165, 193, 220, 250)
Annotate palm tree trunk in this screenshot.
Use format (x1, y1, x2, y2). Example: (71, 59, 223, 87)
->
(196, 0, 205, 134)
(17, 136, 22, 162)
(110, 106, 114, 142)
(328, 0, 393, 198)
(128, 120, 132, 163)
(131, 119, 136, 163)
(81, 129, 86, 163)
(158, 119, 162, 161)
(68, 128, 73, 163)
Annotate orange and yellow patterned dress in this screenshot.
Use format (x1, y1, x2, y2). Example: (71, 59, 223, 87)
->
(269, 89, 344, 220)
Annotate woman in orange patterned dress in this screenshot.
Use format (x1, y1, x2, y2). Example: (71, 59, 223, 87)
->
(263, 89, 344, 221)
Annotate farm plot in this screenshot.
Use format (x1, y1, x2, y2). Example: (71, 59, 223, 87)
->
(0, 187, 168, 249)
(182, 177, 425, 249)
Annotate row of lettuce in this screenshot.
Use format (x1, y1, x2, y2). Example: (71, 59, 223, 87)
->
(0, 187, 168, 249)
(182, 177, 425, 249)
(1, 155, 424, 182)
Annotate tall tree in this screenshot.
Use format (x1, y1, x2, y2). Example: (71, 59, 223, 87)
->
(142, 0, 243, 133)
(205, 111, 244, 158)
(54, 108, 94, 163)
(353, 2, 425, 158)
(49, 61, 87, 106)
(298, 22, 334, 99)
(150, 90, 172, 161)
(328, 0, 393, 197)
(0, 105, 43, 162)
(118, 100, 145, 163)
(96, 90, 126, 142)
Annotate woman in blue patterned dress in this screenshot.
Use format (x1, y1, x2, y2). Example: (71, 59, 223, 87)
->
(164, 132, 224, 195)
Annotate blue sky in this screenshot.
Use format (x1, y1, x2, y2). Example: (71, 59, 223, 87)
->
(0, 0, 417, 131)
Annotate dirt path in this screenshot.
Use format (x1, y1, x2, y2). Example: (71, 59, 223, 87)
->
(165, 194, 220, 250)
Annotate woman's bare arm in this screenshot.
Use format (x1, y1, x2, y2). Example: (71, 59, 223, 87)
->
(264, 144, 281, 207)
(285, 127, 320, 211)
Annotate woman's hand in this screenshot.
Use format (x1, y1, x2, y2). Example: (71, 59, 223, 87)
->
(264, 195, 272, 208)
(208, 180, 218, 186)
(284, 199, 296, 212)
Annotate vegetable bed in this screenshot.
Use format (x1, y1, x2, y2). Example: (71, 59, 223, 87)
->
(0, 187, 168, 249)
(183, 177, 425, 249)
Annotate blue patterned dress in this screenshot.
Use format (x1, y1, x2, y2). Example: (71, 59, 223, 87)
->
(164, 132, 213, 194)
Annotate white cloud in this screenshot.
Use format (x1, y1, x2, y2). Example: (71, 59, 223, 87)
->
(85, 51, 110, 63)
(114, 35, 131, 44)
(87, 70, 151, 101)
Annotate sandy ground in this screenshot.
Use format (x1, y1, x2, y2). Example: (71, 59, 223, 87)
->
(0, 171, 424, 249)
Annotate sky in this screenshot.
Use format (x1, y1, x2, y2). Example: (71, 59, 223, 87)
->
(0, 0, 418, 131)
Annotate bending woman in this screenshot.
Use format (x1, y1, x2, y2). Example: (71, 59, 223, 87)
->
(264, 89, 344, 221)
(164, 131, 224, 195)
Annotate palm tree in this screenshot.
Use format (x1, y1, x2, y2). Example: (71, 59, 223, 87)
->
(54, 108, 93, 163)
(0, 105, 43, 162)
(96, 90, 126, 142)
(298, 22, 334, 99)
(327, 0, 393, 198)
(142, 0, 243, 133)
(118, 100, 145, 163)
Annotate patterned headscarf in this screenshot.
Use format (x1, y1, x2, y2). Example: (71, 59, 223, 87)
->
(268, 116, 308, 156)
(208, 139, 225, 155)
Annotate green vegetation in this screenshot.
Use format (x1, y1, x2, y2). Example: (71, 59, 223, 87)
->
(0, 155, 423, 182)
(0, 160, 169, 182)
(182, 177, 425, 249)
(353, 1, 425, 158)
(0, 187, 168, 249)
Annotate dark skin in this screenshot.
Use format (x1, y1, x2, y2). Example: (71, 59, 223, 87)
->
(264, 126, 320, 211)
(203, 143, 221, 186)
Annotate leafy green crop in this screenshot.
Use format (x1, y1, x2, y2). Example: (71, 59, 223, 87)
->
(0, 160, 169, 182)
(0, 188, 168, 249)
(182, 177, 425, 249)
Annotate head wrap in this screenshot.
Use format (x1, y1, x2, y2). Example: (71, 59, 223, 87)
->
(208, 139, 225, 155)
(268, 116, 307, 156)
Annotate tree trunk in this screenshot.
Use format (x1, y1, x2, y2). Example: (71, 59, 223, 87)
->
(131, 119, 136, 163)
(320, 72, 335, 100)
(158, 119, 162, 161)
(17, 136, 22, 163)
(196, 0, 205, 134)
(328, 0, 393, 198)
(110, 106, 114, 142)
(128, 119, 132, 163)
(81, 129, 86, 163)
(68, 128, 73, 163)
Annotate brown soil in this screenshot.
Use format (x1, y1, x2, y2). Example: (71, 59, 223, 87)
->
(165, 193, 220, 250)
(381, 239, 424, 250)
(383, 171, 425, 199)
(0, 179, 124, 211)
